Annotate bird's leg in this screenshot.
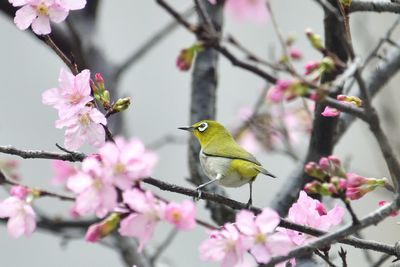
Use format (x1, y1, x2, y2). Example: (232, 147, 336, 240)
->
(195, 174, 222, 200)
(246, 182, 253, 209)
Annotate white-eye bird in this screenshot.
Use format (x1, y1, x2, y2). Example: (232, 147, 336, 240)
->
(179, 120, 276, 206)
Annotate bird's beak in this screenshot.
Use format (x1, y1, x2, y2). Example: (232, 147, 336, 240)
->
(178, 126, 193, 132)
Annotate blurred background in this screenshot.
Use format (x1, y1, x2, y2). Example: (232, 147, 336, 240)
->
(1, 0, 400, 266)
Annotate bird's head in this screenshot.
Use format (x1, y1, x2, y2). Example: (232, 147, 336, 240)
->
(178, 120, 230, 147)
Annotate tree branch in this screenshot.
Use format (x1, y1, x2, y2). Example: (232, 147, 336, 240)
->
(350, 0, 400, 13)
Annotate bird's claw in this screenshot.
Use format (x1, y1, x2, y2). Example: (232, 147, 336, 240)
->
(246, 200, 253, 209)
(194, 187, 203, 201)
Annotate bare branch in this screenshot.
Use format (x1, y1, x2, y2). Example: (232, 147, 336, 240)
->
(350, 0, 400, 13)
(0, 145, 86, 162)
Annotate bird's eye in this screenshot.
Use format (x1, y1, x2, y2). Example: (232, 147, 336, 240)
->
(198, 122, 208, 132)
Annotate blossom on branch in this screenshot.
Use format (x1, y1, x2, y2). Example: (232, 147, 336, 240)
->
(99, 137, 158, 190)
(119, 188, 166, 252)
(9, 0, 86, 35)
(55, 106, 107, 150)
(42, 68, 93, 118)
(164, 200, 196, 230)
(43, 68, 106, 150)
(67, 157, 117, 218)
(199, 223, 251, 267)
(281, 191, 344, 245)
(0, 186, 36, 238)
(236, 209, 292, 264)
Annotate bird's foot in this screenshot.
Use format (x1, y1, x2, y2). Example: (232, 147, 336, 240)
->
(193, 187, 203, 201)
(245, 199, 253, 209)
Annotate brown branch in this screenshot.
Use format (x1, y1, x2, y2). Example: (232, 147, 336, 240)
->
(0, 145, 86, 162)
(142, 177, 399, 256)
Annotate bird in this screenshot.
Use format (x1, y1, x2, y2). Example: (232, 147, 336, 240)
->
(179, 119, 276, 206)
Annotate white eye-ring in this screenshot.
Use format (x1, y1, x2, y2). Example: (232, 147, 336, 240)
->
(198, 122, 208, 132)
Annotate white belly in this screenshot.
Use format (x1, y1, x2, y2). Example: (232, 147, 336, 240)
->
(199, 150, 249, 187)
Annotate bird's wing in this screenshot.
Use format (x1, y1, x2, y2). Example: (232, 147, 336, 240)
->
(203, 140, 261, 165)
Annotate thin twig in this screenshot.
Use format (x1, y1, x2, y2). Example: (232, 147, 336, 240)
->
(314, 249, 337, 267)
(43, 35, 79, 75)
(115, 6, 196, 78)
(150, 228, 178, 264)
(142, 177, 400, 256)
(0, 145, 86, 162)
(0, 171, 74, 201)
(372, 253, 391, 267)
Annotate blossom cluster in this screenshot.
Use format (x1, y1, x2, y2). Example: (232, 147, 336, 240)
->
(200, 191, 344, 267)
(42, 68, 107, 150)
(9, 0, 86, 35)
(321, 94, 363, 117)
(304, 155, 388, 200)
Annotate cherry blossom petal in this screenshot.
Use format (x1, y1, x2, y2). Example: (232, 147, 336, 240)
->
(31, 15, 51, 35)
(256, 208, 280, 234)
(61, 0, 87, 10)
(250, 244, 271, 264)
(235, 210, 257, 236)
(48, 6, 69, 23)
(14, 5, 37, 30)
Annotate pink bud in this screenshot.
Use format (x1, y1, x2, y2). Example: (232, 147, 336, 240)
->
(338, 178, 347, 190)
(266, 86, 284, 103)
(336, 94, 347, 101)
(315, 202, 327, 216)
(85, 213, 120, 243)
(319, 157, 330, 171)
(346, 173, 367, 187)
(95, 73, 104, 84)
(321, 106, 340, 117)
(328, 155, 341, 166)
(304, 162, 317, 174)
(10, 185, 29, 199)
(289, 48, 302, 59)
(327, 183, 337, 194)
(304, 61, 320, 75)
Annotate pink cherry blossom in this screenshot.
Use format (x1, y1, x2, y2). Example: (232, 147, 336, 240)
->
(321, 106, 340, 117)
(225, 0, 269, 24)
(119, 188, 166, 252)
(99, 137, 157, 190)
(236, 209, 292, 264)
(199, 223, 251, 267)
(164, 200, 196, 230)
(283, 191, 344, 245)
(67, 157, 117, 218)
(42, 68, 93, 118)
(0, 196, 36, 238)
(50, 160, 77, 185)
(9, 0, 86, 35)
(55, 106, 107, 150)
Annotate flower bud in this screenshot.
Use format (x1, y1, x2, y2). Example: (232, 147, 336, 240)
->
(289, 48, 302, 60)
(176, 42, 204, 71)
(85, 213, 121, 243)
(304, 181, 321, 194)
(319, 157, 330, 171)
(346, 174, 387, 200)
(112, 97, 131, 112)
(306, 28, 323, 51)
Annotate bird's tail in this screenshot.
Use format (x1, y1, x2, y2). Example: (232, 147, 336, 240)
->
(256, 166, 277, 178)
